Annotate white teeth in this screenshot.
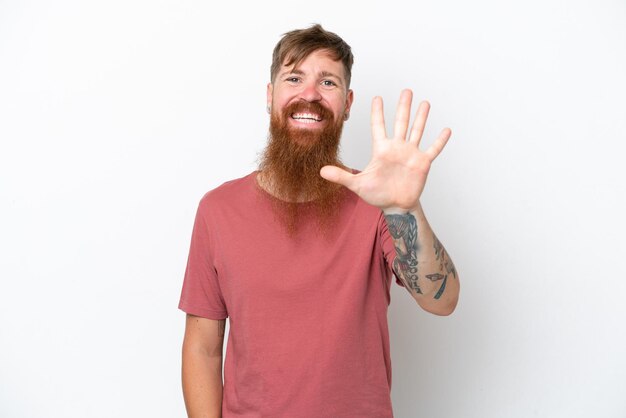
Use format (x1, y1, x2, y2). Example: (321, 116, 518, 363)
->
(292, 113, 321, 122)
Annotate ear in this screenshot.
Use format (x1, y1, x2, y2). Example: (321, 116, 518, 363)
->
(345, 89, 354, 114)
(266, 83, 273, 110)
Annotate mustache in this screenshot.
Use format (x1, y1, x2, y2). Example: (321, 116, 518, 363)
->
(282, 100, 334, 121)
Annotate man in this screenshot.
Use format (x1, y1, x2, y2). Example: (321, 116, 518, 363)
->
(179, 24, 459, 418)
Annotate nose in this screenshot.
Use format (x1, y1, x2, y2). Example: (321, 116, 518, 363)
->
(298, 81, 322, 102)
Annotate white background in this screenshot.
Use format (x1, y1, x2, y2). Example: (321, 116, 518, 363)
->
(1, 0, 625, 417)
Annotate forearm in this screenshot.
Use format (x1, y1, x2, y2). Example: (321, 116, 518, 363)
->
(384, 202, 459, 315)
(182, 345, 224, 418)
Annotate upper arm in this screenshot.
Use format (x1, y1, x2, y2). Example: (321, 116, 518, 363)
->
(183, 314, 226, 358)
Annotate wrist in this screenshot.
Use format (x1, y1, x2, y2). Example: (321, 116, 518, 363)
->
(382, 201, 421, 215)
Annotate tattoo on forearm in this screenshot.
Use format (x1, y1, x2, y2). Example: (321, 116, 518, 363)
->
(445, 258, 457, 279)
(434, 275, 448, 299)
(433, 235, 457, 279)
(385, 213, 422, 294)
(433, 235, 444, 260)
(426, 273, 445, 281)
(430, 234, 457, 299)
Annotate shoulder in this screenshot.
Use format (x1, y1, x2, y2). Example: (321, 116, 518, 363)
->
(197, 171, 257, 213)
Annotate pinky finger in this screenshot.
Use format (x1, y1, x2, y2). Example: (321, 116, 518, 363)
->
(425, 128, 452, 160)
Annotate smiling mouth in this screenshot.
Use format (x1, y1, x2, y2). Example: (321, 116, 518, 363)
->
(291, 112, 323, 123)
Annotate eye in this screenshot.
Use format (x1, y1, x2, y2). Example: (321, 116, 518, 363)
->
(321, 80, 337, 87)
(285, 77, 300, 83)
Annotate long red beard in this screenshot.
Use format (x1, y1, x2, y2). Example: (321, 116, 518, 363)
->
(258, 101, 347, 236)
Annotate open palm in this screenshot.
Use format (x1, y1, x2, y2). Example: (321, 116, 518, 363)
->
(320, 89, 452, 212)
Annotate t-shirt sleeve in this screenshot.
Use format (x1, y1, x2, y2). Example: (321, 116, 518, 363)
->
(178, 197, 229, 319)
(378, 212, 405, 288)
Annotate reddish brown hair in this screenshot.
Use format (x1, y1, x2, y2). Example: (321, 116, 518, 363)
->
(270, 24, 354, 88)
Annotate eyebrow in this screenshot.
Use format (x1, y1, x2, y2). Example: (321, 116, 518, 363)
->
(280, 69, 343, 83)
(319, 71, 341, 80)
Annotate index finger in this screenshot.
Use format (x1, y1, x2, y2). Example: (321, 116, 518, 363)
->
(371, 96, 387, 140)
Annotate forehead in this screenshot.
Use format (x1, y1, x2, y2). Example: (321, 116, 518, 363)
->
(281, 49, 346, 78)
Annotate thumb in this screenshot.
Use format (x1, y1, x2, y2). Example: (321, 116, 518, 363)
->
(320, 165, 354, 188)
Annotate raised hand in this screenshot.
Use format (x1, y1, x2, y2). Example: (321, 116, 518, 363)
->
(320, 89, 451, 213)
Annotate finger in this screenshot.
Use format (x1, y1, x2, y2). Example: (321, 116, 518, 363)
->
(320, 165, 356, 189)
(408, 101, 431, 146)
(425, 128, 452, 160)
(370, 96, 387, 141)
(392, 89, 413, 140)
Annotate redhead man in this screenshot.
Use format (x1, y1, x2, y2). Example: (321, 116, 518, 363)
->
(179, 24, 459, 418)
